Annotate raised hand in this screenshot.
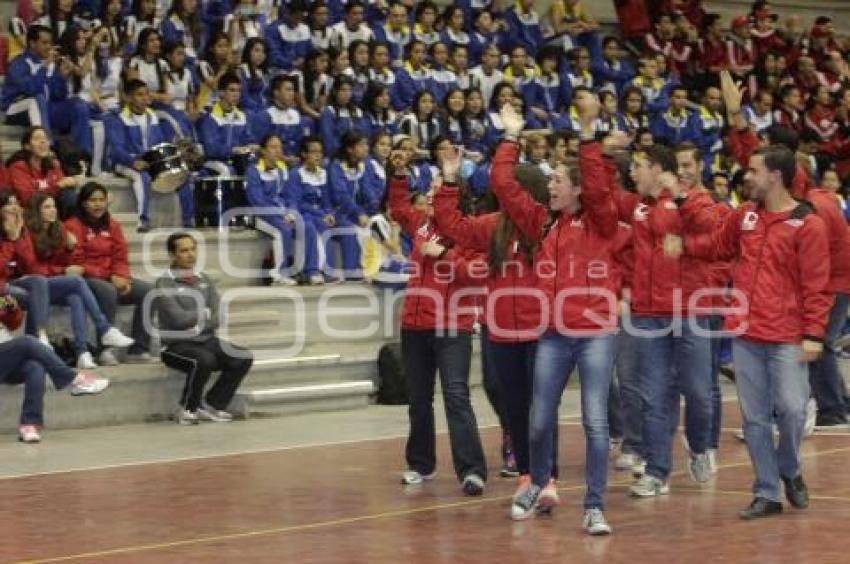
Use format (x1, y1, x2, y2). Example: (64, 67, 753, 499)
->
(388, 149, 410, 176)
(663, 234, 684, 258)
(719, 70, 745, 116)
(499, 102, 524, 137)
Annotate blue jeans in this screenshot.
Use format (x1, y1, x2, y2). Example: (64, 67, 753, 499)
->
(402, 329, 486, 482)
(529, 331, 614, 509)
(734, 338, 809, 502)
(708, 315, 724, 448)
(633, 316, 713, 480)
(809, 293, 849, 418)
(9, 275, 49, 335)
(47, 276, 111, 354)
(479, 327, 509, 433)
(615, 328, 643, 457)
(0, 336, 78, 425)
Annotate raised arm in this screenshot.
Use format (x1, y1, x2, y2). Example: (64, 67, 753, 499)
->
(432, 184, 497, 252)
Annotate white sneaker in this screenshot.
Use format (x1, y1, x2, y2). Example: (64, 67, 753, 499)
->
(70, 373, 110, 395)
(631, 458, 647, 478)
(401, 470, 436, 485)
(176, 409, 199, 425)
(101, 327, 134, 348)
(76, 351, 98, 370)
(707, 449, 718, 474)
(615, 452, 640, 471)
(583, 508, 613, 536)
(98, 348, 120, 366)
(271, 276, 298, 286)
(18, 425, 41, 443)
(804, 398, 817, 437)
(308, 274, 325, 286)
(197, 404, 233, 422)
(629, 474, 670, 497)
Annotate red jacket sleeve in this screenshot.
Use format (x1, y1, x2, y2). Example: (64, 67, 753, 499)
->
(684, 205, 746, 261)
(489, 142, 549, 241)
(579, 142, 618, 239)
(728, 127, 760, 168)
(388, 176, 427, 236)
(798, 215, 832, 341)
(64, 218, 87, 268)
(679, 190, 732, 234)
(109, 219, 131, 278)
(9, 161, 40, 207)
(433, 186, 497, 252)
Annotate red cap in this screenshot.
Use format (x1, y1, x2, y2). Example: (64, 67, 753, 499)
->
(732, 15, 749, 29)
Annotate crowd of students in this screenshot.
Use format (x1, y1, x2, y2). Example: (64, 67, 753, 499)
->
(0, 0, 849, 536)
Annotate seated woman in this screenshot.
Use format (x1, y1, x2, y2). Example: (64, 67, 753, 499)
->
(64, 183, 154, 365)
(0, 286, 109, 443)
(7, 127, 79, 219)
(329, 131, 376, 280)
(246, 134, 323, 286)
(11, 193, 135, 368)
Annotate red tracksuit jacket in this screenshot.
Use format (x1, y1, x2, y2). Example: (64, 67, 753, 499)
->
(8, 159, 66, 208)
(388, 176, 483, 333)
(63, 217, 131, 280)
(686, 201, 831, 343)
(491, 141, 621, 334)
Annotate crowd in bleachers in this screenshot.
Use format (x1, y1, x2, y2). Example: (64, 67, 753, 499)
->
(1, 0, 850, 533)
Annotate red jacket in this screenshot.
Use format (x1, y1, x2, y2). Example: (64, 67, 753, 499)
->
(388, 177, 483, 332)
(63, 217, 131, 280)
(697, 36, 727, 73)
(434, 188, 542, 343)
(613, 0, 650, 39)
(491, 141, 620, 334)
(802, 188, 850, 294)
(8, 159, 66, 208)
(726, 37, 754, 76)
(13, 227, 75, 276)
(617, 185, 727, 317)
(686, 201, 831, 344)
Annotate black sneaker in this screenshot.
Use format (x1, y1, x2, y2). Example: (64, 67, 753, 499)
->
(782, 475, 809, 509)
(814, 412, 848, 429)
(739, 497, 783, 520)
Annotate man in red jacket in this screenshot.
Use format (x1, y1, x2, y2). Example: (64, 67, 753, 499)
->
(617, 143, 717, 497)
(667, 145, 831, 519)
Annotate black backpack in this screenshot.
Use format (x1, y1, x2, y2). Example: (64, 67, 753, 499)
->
(377, 342, 408, 405)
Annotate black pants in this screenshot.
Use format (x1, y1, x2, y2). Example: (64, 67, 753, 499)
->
(85, 277, 153, 353)
(161, 336, 252, 411)
(402, 329, 486, 482)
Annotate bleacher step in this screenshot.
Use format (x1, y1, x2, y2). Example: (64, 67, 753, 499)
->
(230, 380, 375, 418)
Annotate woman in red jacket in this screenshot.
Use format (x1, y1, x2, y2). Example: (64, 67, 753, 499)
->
(0, 285, 110, 443)
(7, 127, 79, 218)
(65, 183, 154, 365)
(12, 192, 135, 369)
(387, 148, 488, 497)
(494, 99, 622, 535)
(433, 151, 561, 504)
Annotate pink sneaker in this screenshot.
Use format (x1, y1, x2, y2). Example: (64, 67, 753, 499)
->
(18, 425, 41, 443)
(537, 479, 560, 513)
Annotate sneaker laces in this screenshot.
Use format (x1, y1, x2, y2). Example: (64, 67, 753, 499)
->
(586, 508, 607, 527)
(514, 484, 541, 511)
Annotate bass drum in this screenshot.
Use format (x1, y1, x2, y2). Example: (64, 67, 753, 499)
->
(193, 176, 252, 229)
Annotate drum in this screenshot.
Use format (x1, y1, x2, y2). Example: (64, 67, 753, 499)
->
(142, 143, 189, 193)
(230, 148, 257, 176)
(193, 176, 251, 229)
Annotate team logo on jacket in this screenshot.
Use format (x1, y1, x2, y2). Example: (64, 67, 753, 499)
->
(570, 218, 583, 227)
(633, 203, 649, 222)
(742, 211, 759, 231)
(784, 219, 803, 228)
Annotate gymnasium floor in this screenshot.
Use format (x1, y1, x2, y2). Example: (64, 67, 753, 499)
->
(1, 385, 849, 563)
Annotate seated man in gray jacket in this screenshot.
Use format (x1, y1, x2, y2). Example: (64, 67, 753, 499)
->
(155, 232, 253, 424)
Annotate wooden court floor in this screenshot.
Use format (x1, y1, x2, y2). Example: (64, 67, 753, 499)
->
(3, 404, 850, 564)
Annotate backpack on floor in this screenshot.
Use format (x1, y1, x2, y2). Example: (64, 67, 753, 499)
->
(377, 342, 408, 405)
